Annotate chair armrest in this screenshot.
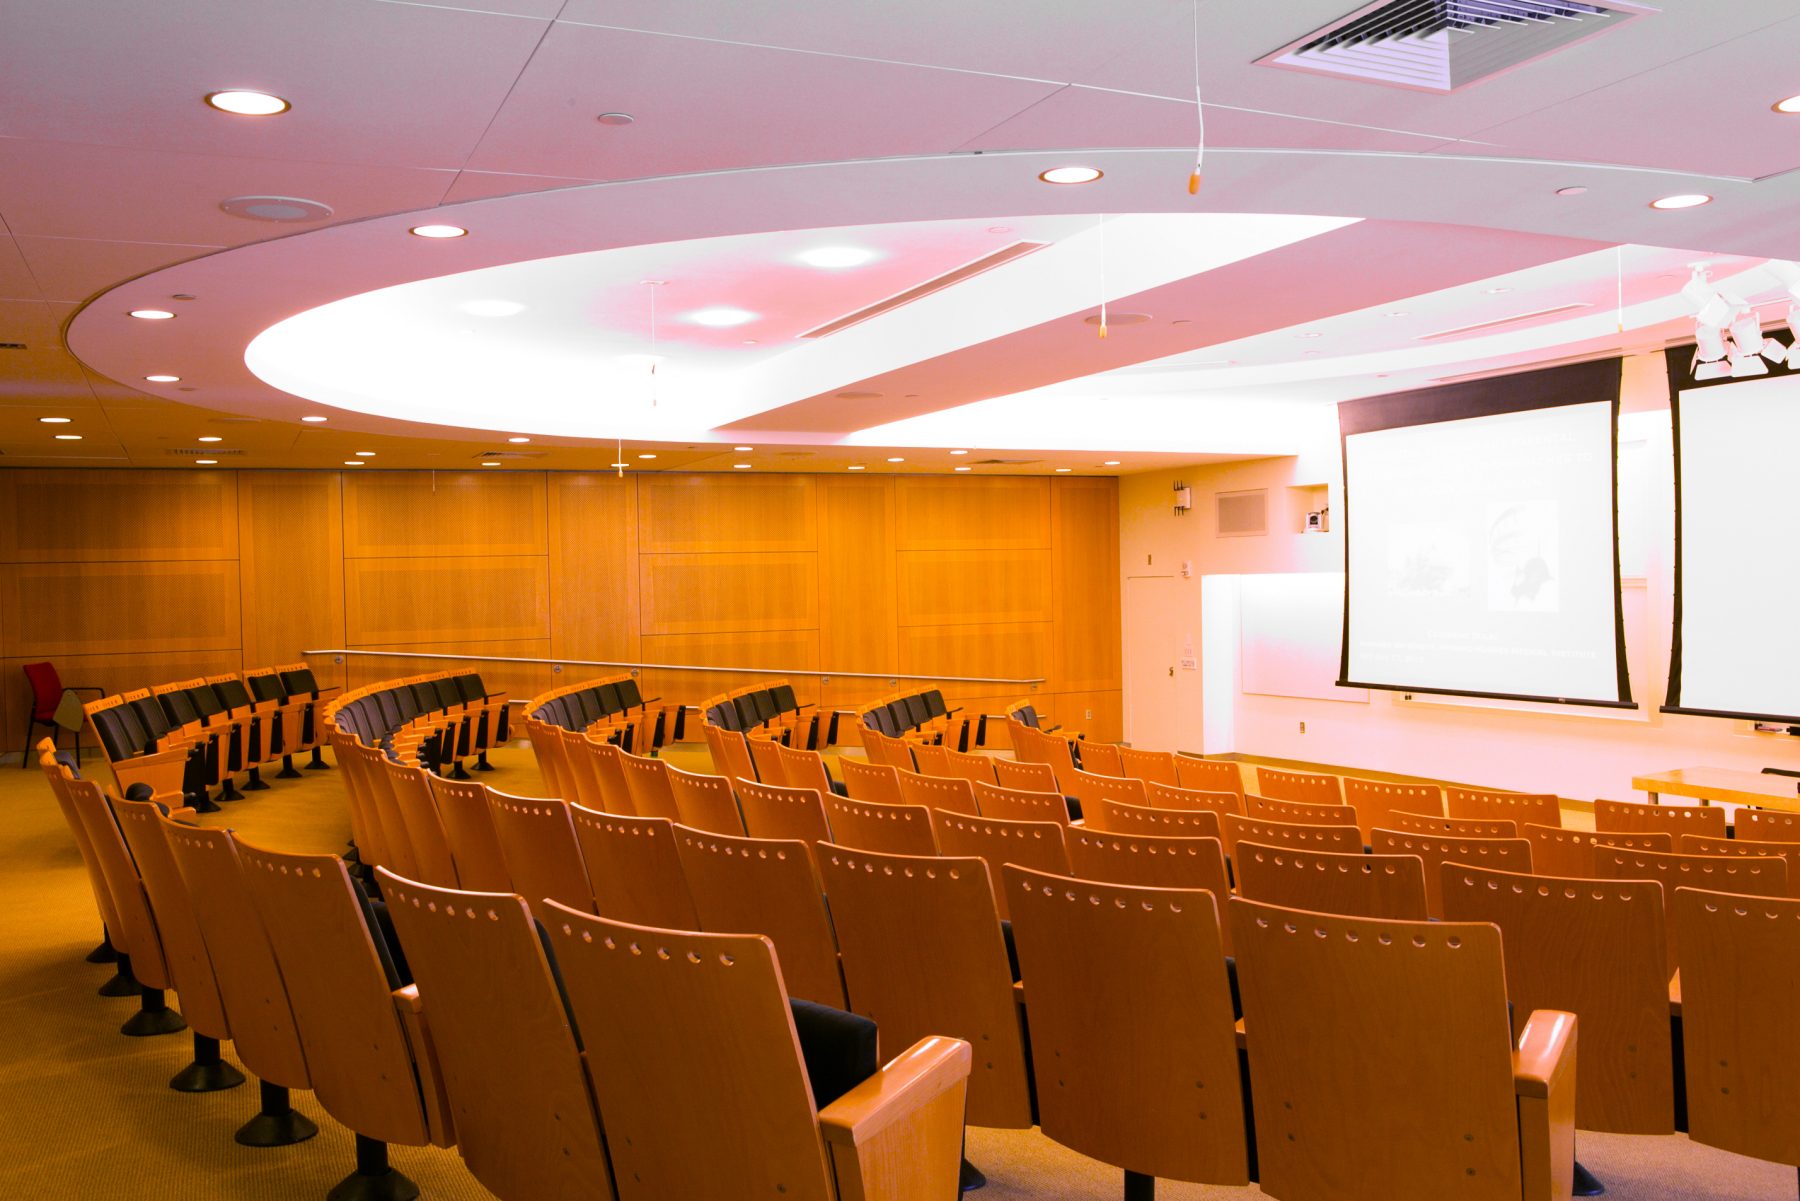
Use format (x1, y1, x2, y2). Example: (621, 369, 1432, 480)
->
(818, 1035, 971, 1150)
(1513, 1009, 1576, 1099)
(1514, 1010, 1576, 1201)
(392, 984, 456, 1148)
(164, 806, 199, 824)
(818, 1036, 970, 1201)
(1667, 970, 1681, 1019)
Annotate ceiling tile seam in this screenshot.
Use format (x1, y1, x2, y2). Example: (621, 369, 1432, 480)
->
(951, 84, 1075, 153)
(1181, 144, 1754, 184)
(370, 0, 562, 21)
(0, 131, 475, 180)
(17, 234, 228, 250)
(1060, 83, 1495, 146)
(0, 212, 48, 301)
(454, 0, 577, 178)
(77, 366, 132, 455)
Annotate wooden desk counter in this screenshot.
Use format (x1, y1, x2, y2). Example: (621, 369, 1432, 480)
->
(1633, 766, 1800, 812)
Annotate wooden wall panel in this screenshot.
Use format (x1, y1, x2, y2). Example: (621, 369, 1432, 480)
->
(1052, 478, 1123, 693)
(3, 647, 245, 758)
(896, 549, 1052, 628)
(0, 469, 238, 562)
(345, 556, 550, 645)
(897, 621, 1052, 703)
(0, 560, 241, 657)
(1041, 690, 1124, 744)
(817, 477, 897, 673)
(342, 640, 555, 704)
(637, 630, 821, 709)
(342, 472, 547, 558)
(639, 474, 816, 554)
(548, 473, 639, 663)
(239, 471, 345, 670)
(640, 552, 818, 637)
(894, 477, 1050, 550)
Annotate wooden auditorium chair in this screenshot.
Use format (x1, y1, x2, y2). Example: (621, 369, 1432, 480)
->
(1594, 797, 1728, 841)
(1522, 824, 1672, 878)
(83, 692, 204, 807)
(1076, 740, 1124, 777)
(484, 791, 596, 914)
(1086, 797, 1223, 841)
(895, 768, 980, 816)
(1065, 830, 1234, 954)
(1145, 780, 1243, 818)
(567, 807, 699, 930)
(747, 734, 787, 787)
(664, 763, 746, 835)
(991, 758, 1060, 796)
(1344, 777, 1445, 842)
(839, 757, 903, 805)
(1390, 811, 1519, 839)
(734, 778, 835, 849)
(1068, 769, 1148, 813)
(332, 734, 396, 876)
(1244, 794, 1358, 827)
(426, 775, 513, 892)
(1254, 767, 1343, 806)
(1595, 849, 1788, 978)
(616, 749, 683, 821)
(553, 726, 607, 812)
(775, 743, 844, 798)
(582, 738, 638, 814)
(276, 661, 342, 770)
(1174, 754, 1244, 797)
(822, 795, 938, 856)
(1221, 813, 1364, 862)
(1449, 786, 1563, 829)
(942, 746, 999, 784)
(926, 810, 1070, 920)
(1678, 833, 1800, 897)
(38, 743, 138, 986)
(1369, 829, 1534, 918)
(1116, 746, 1180, 786)
(382, 759, 459, 887)
(1235, 843, 1431, 921)
(702, 722, 758, 784)
(1734, 808, 1800, 842)
(973, 780, 1073, 826)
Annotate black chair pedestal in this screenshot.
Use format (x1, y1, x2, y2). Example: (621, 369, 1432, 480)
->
(276, 754, 303, 780)
(219, 777, 244, 802)
(98, 952, 139, 997)
(243, 766, 270, 792)
(170, 1033, 246, 1092)
(120, 987, 186, 1037)
(306, 747, 330, 770)
(328, 1135, 420, 1201)
(85, 931, 117, 964)
(1574, 1160, 1605, 1196)
(1124, 1170, 1155, 1201)
(474, 751, 495, 772)
(235, 1081, 319, 1147)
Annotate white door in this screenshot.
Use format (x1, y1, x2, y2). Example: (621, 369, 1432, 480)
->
(1123, 575, 1187, 750)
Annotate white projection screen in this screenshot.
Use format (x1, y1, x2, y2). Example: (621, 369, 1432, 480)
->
(1338, 360, 1632, 707)
(1666, 364, 1800, 723)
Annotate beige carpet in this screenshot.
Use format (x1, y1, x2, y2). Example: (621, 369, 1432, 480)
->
(1, 742, 1790, 1200)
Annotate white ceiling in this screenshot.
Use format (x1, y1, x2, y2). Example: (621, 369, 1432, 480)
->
(6, 0, 1800, 473)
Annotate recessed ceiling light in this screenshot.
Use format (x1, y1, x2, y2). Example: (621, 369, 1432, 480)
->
(1039, 166, 1103, 184)
(194, 459, 217, 465)
(145, 374, 181, 382)
(637, 453, 657, 460)
(129, 309, 175, 320)
(886, 457, 905, 463)
(1103, 460, 1121, 466)
(798, 246, 876, 269)
(198, 435, 223, 443)
(1055, 467, 1072, 473)
(459, 299, 525, 317)
(1651, 193, 1712, 210)
(301, 415, 328, 422)
(344, 460, 365, 466)
(1382, 312, 1407, 318)
(205, 89, 290, 116)
(1295, 331, 1322, 339)
(1775, 94, 1800, 114)
(689, 307, 756, 327)
(610, 462, 629, 468)
(409, 224, 468, 239)
(733, 463, 752, 470)
(742, 339, 759, 346)
(1484, 287, 1512, 294)
(734, 446, 754, 452)
(597, 112, 635, 126)
(847, 465, 865, 471)
(483, 461, 503, 467)
(356, 451, 376, 457)
(987, 226, 1013, 234)
(954, 466, 971, 472)
(39, 417, 71, 424)
(950, 449, 969, 456)
(502, 437, 529, 445)
(54, 434, 82, 441)
(1555, 186, 1588, 197)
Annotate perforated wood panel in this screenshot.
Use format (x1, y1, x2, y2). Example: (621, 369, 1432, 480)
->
(342, 471, 547, 558)
(638, 474, 816, 553)
(640, 552, 818, 636)
(0, 469, 238, 562)
(897, 549, 1052, 627)
(345, 556, 550, 645)
(895, 476, 1050, 550)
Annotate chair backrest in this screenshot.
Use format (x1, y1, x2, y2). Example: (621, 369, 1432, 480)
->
(383, 760, 459, 886)
(1228, 897, 1525, 1201)
(1116, 746, 1179, 787)
(734, 778, 833, 848)
(1596, 848, 1789, 976)
(817, 844, 1031, 1128)
(568, 806, 699, 930)
(1521, 823, 1672, 878)
(554, 726, 607, 811)
(1734, 808, 1800, 843)
(333, 735, 393, 871)
(65, 778, 174, 990)
(356, 743, 423, 879)
(747, 736, 787, 788)
(1068, 770, 1146, 812)
(485, 790, 595, 914)
(617, 751, 682, 822)
(1672, 886, 1800, 1164)
(992, 758, 1060, 795)
(376, 871, 610, 1201)
(540, 909, 838, 1201)
(584, 738, 638, 814)
(838, 757, 903, 805)
(908, 741, 954, 779)
(1236, 843, 1431, 921)
(163, 821, 310, 1086)
(1174, 755, 1243, 797)
(972, 779, 1071, 826)
(870, 730, 919, 772)
(111, 799, 231, 1039)
(821, 795, 937, 856)
(774, 744, 837, 798)
(1144, 780, 1242, 819)
(703, 723, 758, 784)
(1595, 798, 1728, 841)
(523, 719, 567, 798)
(237, 839, 437, 1149)
(664, 764, 745, 836)
(1388, 810, 1519, 839)
(927, 810, 1069, 919)
(1443, 864, 1673, 1134)
(38, 750, 128, 958)
(426, 775, 512, 891)
(1344, 777, 1444, 841)
(1369, 829, 1534, 918)
(1254, 767, 1342, 805)
(1065, 829, 1234, 953)
(1242, 793, 1358, 828)
(1221, 812, 1365, 861)
(1679, 833, 1800, 897)
(1075, 740, 1123, 777)
(1447, 786, 1563, 829)
(895, 769, 979, 816)
(673, 827, 846, 1008)
(1003, 865, 1249, 1187)
(1087, 797, 1223, 841)
(943, 747, 999, 784)
(25, 661, 66, 719)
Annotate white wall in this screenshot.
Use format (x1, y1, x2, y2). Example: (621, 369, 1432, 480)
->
(1118, 353, 1800, 801)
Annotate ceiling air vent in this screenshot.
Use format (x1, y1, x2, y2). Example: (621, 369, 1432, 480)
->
(474, 450, 546, 460)
(972, 458, 1042, 466)
(1216, 489, 1268, 538)
(0, 342, 26, 350)
(800, 242, 1049, 339)
(1258, 0, 1653, 93)
(165, 447, 245, 456)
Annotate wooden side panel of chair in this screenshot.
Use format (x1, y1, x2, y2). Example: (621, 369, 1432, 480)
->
(1145, 781, 1242, 819)
(972, 780, 1071, 826)
(665, 765, 746, 836)
(839, 758, 903, 805)
(1087, 798, 1222, 842)
(1076, 741, 1123, 777)
(927, 811, 1069, 920)
(673, 828, 846, 1009)
(1174, 755, 1243, 797)
(485, 792, 595, 915)
(553, 726, 606, 811)
(1254, 767, 1342, 805)
(1228, 897, 1528, 1201)
(818, 845, 1031, 1128)
(1597, 849, 1788, 977)
(748, 737, 787, 788)
(1679, 834, 1800, 898)
(542, 910, 834, 1201)
(1595, 798, 1728, 841)
(164, 822, 310, 1086)
(703, 724, 759, 785)
(1236, 844, 1430, 921)
(991, 758, 1059, 795)
(1672, 887, 1800, 1165)
(331, 734, 389, 869)
(39, 753, 129, 952)
(1221, 813, 1364, 862)
(237, 839, 437, 1148)
(384, 761, 460, 887)
(1390, 811, 1519, 840)
(1065, 830, 1234, 955)
(569, 806, 700, 930)
(585, 740, 639, 815)
(1117, 746, 1179, 787)
(358, 745, 423, 880)
(112, 800, 231, 1037)
(1369, 830, 1534, 919)
(67, 779, 175, 990)
(1243, 794, 1358, 828)
(377, 871, 611, 1201)
(1345, 778, 1445, 842)
(735, 779, 834, 848)
(896, 770, 978, 817)
(944, 748, 999, 784)
(1447, 787, 1563, 829)
(1443, 864, 1672, 1135)
(524, 719, 569, 799)
(774, 745, 837, 798)
(1734, 808, 1800, 843)
(427, 776, 512, 892)
(1003, 866, 1249, 1186)
(822, 796, 938, 857)
(617, 752, 682, 822)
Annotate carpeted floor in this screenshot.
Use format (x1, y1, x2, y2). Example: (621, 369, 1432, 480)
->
(1, 742, 1790, 1200)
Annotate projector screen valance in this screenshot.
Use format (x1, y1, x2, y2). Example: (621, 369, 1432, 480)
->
(1338, 359, 1632, 707)
(1663, 349, 1800, 724)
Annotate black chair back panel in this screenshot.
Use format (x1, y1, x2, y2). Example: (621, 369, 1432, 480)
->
(188, 686, 225, 720)
(615, 678, 644, 710)
(594, 682, 622, 715)
(247, 675, 286, 703)
(279, 668, 321, 697)
(214, 679, 253, 710)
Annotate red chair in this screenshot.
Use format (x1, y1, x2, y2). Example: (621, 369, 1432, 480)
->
(22, 662, 102, 768)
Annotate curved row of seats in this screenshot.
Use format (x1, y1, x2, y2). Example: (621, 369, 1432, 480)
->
(526, 672, 683, 756)
(326, 669, 508, 778)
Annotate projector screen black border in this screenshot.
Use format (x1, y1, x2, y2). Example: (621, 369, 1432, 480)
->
(1335, 357, 1636, 710)
(1661, 342, 1800, 726)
